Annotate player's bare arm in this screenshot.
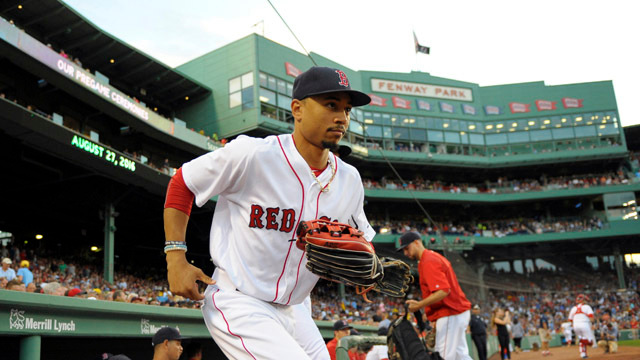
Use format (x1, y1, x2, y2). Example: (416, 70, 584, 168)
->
(164, 208, 215, 300)
(406, 289, 449, 313)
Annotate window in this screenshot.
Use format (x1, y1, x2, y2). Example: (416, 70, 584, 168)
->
(259, 88, 276, 105)
(349, 121, 364, 135)
(229, 72, 254, 109)
(444, 131, 460, 143)
(530, 129, 552, 141)
(393, 127, 410, 140)
(410, 128, 427, 141)
(552, 127, 574, 140)
(365, 125, 382, 138)
(485, 133, 508, 145)
(508, 131, 530, 143)
(574, 125, 596, 138)
(427, 130, 444, 142)
(469, 133, 484, 145)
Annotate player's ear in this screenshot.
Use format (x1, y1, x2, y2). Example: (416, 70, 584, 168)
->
(291, 99, 304, 123)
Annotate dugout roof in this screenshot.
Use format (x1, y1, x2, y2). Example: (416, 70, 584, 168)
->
(0, 0, 211, 112)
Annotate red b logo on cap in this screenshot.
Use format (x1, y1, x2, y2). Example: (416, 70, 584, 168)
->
(335, 70, 349, 87)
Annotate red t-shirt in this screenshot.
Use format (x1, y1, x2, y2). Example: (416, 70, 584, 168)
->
(419, 250, 471, 321)
(327, 338, 338, 360)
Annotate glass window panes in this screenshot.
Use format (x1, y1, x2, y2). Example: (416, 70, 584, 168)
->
(382, 114, 392, 125)
(390, 115, 399, 125)
(241, 72, 253, 88)
(350, 121, 364, 135)
(241, 86, 254, 108)
(427, 130, 444, 142)
(365, 125, 382, 138)
(598, 123, 619, 136)
(363, 112, 373, 125)
(353, 109, 363, 122)
(267, 76, 277, 90)
(277, 79, 286, 94)
(373, 113, 382, 125)
(229, 77, 241, 93)
(259, 73, 268, 87)
(260, 88, 276, 105)
(383, 127, 392, 138)
(469, 133, 484, 145)
(574, 125, 596, 138)
(485, 133, 508, 145)
(552, 127, 574, 140)
(449, 119, 459, 131)
(394, 127, 410, 140)
(508, 131, 530, 143)
(410, 128, 427, 141)
(460, 132, 469, 144)
(530, 129, 552, 141)
(415, 117, 426, 128)
(277, 94, 292, 108)
(444, 131, 460, 143)
(286, 83, 293, 97)
(229, 91, 241, 108)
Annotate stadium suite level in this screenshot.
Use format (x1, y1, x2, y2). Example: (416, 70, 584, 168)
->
(0, 1, 639, 358)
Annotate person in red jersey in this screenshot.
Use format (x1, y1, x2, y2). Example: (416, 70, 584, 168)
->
(399, 232, 472, 360)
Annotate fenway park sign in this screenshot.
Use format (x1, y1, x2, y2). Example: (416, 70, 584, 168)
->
(371, 78, 473, 101)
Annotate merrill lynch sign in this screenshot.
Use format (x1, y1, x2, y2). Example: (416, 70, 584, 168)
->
(371, 79, 473, 102)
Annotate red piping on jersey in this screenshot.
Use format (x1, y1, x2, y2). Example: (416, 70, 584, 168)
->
(285, 152, 339, 304)
(212, 289, 256, 359)
(273, 135, 305, 302)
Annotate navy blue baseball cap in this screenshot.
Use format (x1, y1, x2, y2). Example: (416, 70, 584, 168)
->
(152, 327, 184, 346)
(333, 320, 353, 331)
(396, 231, 422, 252)
(293, 67, 371, 107)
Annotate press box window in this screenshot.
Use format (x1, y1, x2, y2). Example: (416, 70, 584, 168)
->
(229, 72, 254, 109)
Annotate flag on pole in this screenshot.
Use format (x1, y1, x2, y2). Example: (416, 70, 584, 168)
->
(413, 31, 430, 55)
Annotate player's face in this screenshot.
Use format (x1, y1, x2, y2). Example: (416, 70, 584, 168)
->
(294, 92, 352, 151)
(167, 340, 183, 360)
(402, 241, 418, 260)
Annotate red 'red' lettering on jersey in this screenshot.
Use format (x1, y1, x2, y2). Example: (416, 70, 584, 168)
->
(248, 204, 297, 233)
(249, 204, 265, 228)
(280, 209, 295, 233)
(265, 207, 280, 230)
(335, 70, 349, 87)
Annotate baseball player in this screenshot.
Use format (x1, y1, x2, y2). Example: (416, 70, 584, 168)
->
(164, 66, 374, 359)
(568, 294, 595, 359)
(560, 320, 573, 346)
(400, 232, 472, 360)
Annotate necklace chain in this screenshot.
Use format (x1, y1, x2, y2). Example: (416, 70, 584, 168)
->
(311, 158, 336, 193)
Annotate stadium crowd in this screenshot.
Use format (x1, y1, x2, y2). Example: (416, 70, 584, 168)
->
(363, 170, 632, 194)
(3, 243, 640, 336)
(369, 216, 604, 238)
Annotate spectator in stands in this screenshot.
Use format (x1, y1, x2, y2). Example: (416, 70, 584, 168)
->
(6, 278, 25, 291)
(152, 327, 184, 360)
(0, 258, 16, 281)
(327, 320, 352, 360)
(42, 282, 67, 296)
(17, 260, 33, 286)
(113, 290, 127, 302)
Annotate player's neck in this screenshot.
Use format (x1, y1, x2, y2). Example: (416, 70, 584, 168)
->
(292, 132, 330, 169)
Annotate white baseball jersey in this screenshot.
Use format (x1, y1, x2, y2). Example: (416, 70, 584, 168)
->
(366, 345, 389, 360)
(183, 134, 375, 305)
(569, 304, 595, 344)
(569, 304, 594, 324)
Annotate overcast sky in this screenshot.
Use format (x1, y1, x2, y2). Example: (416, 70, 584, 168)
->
(62, 0, 640, 127)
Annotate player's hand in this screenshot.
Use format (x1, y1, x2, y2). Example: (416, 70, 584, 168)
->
(166, 251, 215, 300)
(406, 299, 421, 313)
